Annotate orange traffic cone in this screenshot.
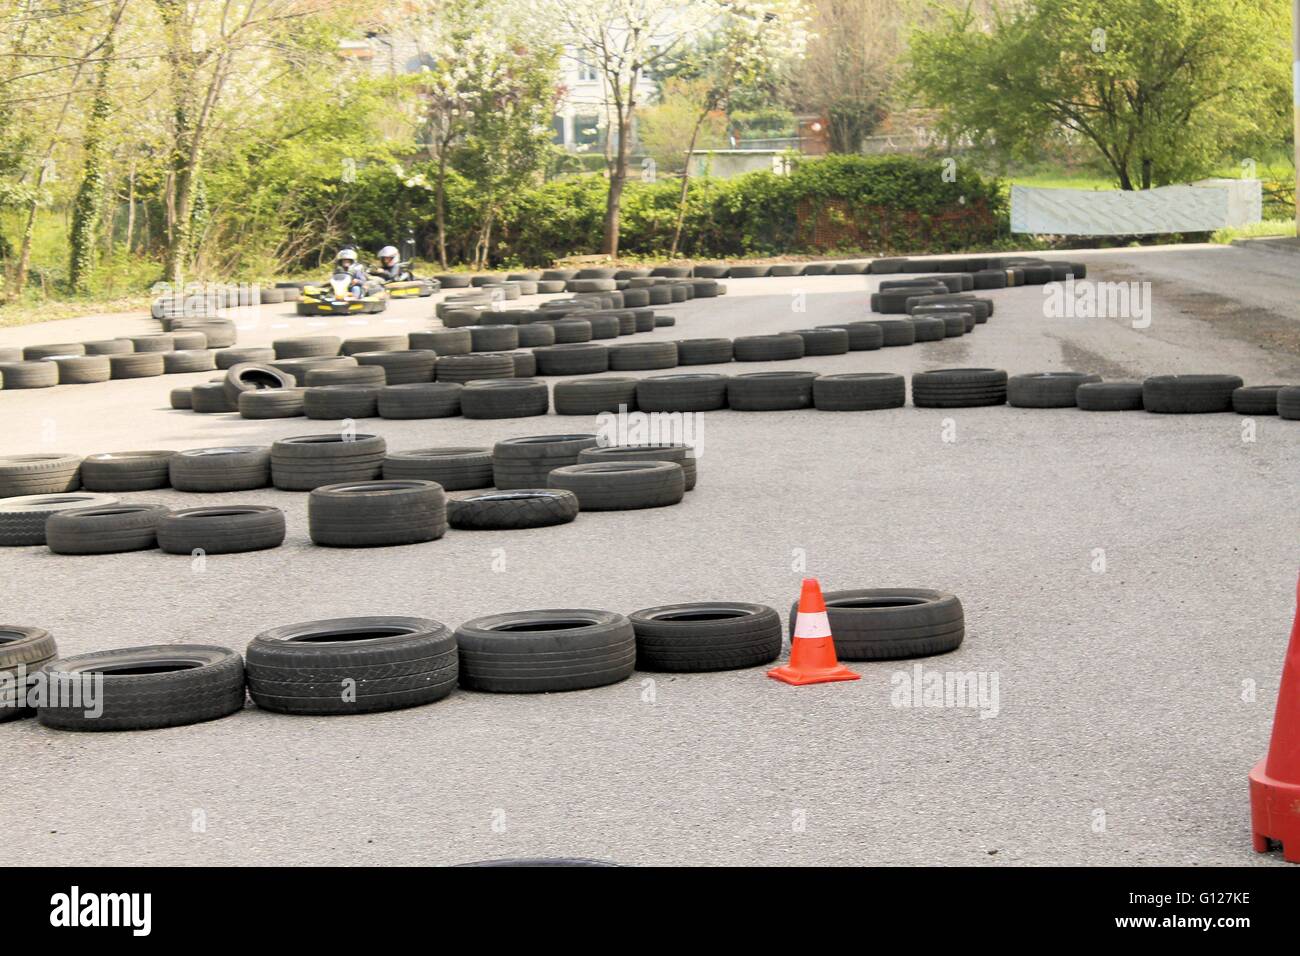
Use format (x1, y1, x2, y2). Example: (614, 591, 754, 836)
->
(768, 578, 860, 686)
(1249, 572, 1300, 863)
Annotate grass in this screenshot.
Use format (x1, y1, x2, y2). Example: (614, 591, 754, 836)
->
(1211, 219, 1297, 244)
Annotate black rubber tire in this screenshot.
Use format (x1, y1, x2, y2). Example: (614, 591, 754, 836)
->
(1232, 386, 1285, 416)
(182, 321, 236, 349)
(455, 610, 635, 693)
(1143, 374, 1243, 414)
(1007, 372, 1102, 408)
(81, 339, 133, 356)
(675, 338, 733, 365)
(157, 505, 286, 554)
(0, 361, 59, 388)
(633, 311, 657, 333)
(912, 302, 987, 327)
(543, 318, 594, 344)
(36, 645, 246, 731)
(650, 266, 692, 278)
(621, 288, 652, 307)
(271, 356, 358, 385)
(170, 387, 193, 410)
(631, 602, 781, 672)
(274, 336, 342, 359)
(170, 446, 271, 492)
(576, 444, 697, 490)
(466, 325, 519, 353)
(732, 334, 805, 362)
(271, 434, 386, 491)
(870, 319, 916, 347)
(435, 353, 514, 384)
(215, 347, 275, 369)
(832, 261, 869, 275)
(0, 454, 82, 497)
(109, 353, 165, 379)
(646, 286, 673, 305)
(1278, 387, 1300, 420)
(410, 329, 471, 354)
(0, 493, 119, 546)
(910, 316, 947, 342)
(24, 343, 86, 360)
(223, 362, 294, 406)
(308, 479, 447, 547)
(384, 447, 493, 490)
(49, 355, 112, 384)
(907, 295, 992, 321)
(341, 335, 408, 356)
(303, 385, 380, 420)
(692, 264, 729, 278)
(448, 489, 579, 529)
(822, 322, 883, 351)
(534, 344, 609, 376)
(126, 334, 175, 353)
(1076, 382, 1144, 411)
(791, 328, 849, 356)
(434, 273, 473, 288)
(788, 588, 964, 660)
(304, 365, 386, 387)
(517, 324, 557, 348)
(462, 379, 549, 419)
(191, 382, 237, 413)
(497, 350, 536, 377)
(377, 382, 463, 419)
(0, 624, 57, 719)
(45, 502, 169, 554)
(547, 460, 684, 510)
(814, 373, 906, 411)
(728, 371, 816, 411)
(239, 388, 305, 419)
(608, 341, 678, 371)
(552, 377, 637, 415)
(161, 350, 215, 374)
(727, 264, 771, 278)
(973, 269, 1008, 290)
(635, 373, 728, 413)
(870, 285, 949, 314)
(352, 350, 437, 385)
(80, 451, 175, 492)
(245, 617, 457, 715)
(938, 314, 967, 337)
(911, 368, 1008, 408)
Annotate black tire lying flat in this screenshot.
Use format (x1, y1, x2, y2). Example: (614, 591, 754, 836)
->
(170, 387, 193, 410)
(455, 609, 635, 693)
(547, 461, 684, 510)
(788, 588, 964, 660)
(635, 373, 728, 413)
(0, 494, 119, 547)
(191, 382, 237, 413)
(577, 443, 697, 491)
(80, 451, 175, 492)
(271, 434, 386, 491)
(1007, 372, 1101, 408)
(0, 361, 59, 388)
(792, 328, 849, 355)
(239, 388, 305, 419)
(171, 446, 271, 492)
(308, 479, 447, 547)
(732, 334, 804, 362)
(871, 319, 916, 347)
(0, 454, 82, 497)
(377, 382, 463, 419)
(813, 373, 906, 411)
(274, 336, 342, 359)
(409, 329, 471, 354)
(1076, 382, 1144, 411)
(448, 490, 579, 530)
(109, 353, 165, 379)
(552, 377, 637, 415)
(383, 447, 493, 490)
(461, 379, 549, 419)
(51, 355, 111, 384)
(1143, 374, 1243, 414)
(492, 434, 598, 489)
(535, 344, 609, 376)
(630, 602, 781, 672)
(728, 371, 816, 411)
(0, 625, 57, 721)
(608, 342, 678, 371)
(911, 368, 1008, 408)
(157, 506, 286, 555)
(45, 502, 168, 554)
(1231, 386, 1285, 416)
(37, 645, 246, 731)
(246, 617, 456, 715)
(304, 365, 386, 387)
(1278, 387, 1300, 420)
(216, 347, 276, 369)
(435, 353, 514, 384)
(162, 350, 215, 374)
(676, 338, 733, 365)
(303, 385, 380, 420)
(823, 322, 884, 351)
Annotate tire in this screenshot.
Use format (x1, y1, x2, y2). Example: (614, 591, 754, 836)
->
(162, 350, 216, 374)
(732, 334, 805, 362)
(126, 334, 174, 353)
(80, 339, 133, 356)
(517, 324, 557, 347)
(308, 479, 447, 547)
(0, 361, 58, 389)
(568, 278, 615, 292)
(912, 301, 986, 327)
(814, 373, 906, 411)
(1278, 387, 1300, 420)
(832, 261, 869, 275)
(24, 343, 85, 360)
(37, 645, 246, 731)
(651, 266, 692, 278)
(870, 286, 948, 314)
(727, 371, 817, 411)
(170, 446, 271, 492)
(410, 329, 471, 354)
(692, 264, 729, 278)
(341, 335, 408, 356)
(584, 315, 620, 339)
(1143, 374, 1243, 414)
(1007, 372, 1102, 408)
(81, 451, 175, 492)
(462, 379, 549, 419)
(184, 321, 236, 349)
(633, 311, 656, 333)
(907, 295, 992, 322)
(157, 506, 286, 555)
(493, 434, 599, 489)
(223, 362, 294, 406)
(620, 288, 651, 307)
(801, 263, 834, 276)
(216, 347, 276, 369)
(553, 376, 638, 415)
(816, 323, 879, 352)
(45, 502, 169, 554)
(631, 602, 781, 672)
(791, 588, 964, 660)
(170, 387, 192, 410)
(635, 373, 728, 413)
(384, 447, 493, 490)
(535, 344, 609, 376)
(0, 624, 57, 720)
(608, 341, 678, 371)
(260, 288, 285, 305)
(1232, 385, 1285, 416)
(577, 443, 697, 490)
(455, 609, 635, 693)
(377, 382, 463, 419)
(646, 286, 673, 305)
(109, 353, 165, 379)
(467, 325, 519, 352)
(304, 364, 386, 387)
(191, 382, 237, 413)
(495, 350, 536, 377)
(547, 460, 684, 510)
(304, 385, 380, 420)
(938, 314, 967, 337)
(0, 454, 82, 498)
(49, 355, 112, 384)
(676, 338, 733, 365)
(435, 353, 514, 384)
(544, 319, 594, 344)
(434, 273, 473, 289)
(449, 489, 579, 530)
(271, 434, 386, 491)
(727, 264, 771, 278)
(246, 617, 456, 715)
(911, 368, 1008, 408)
(274, 336, 341, 359)
(792, 328, 849, 355)
(910, 316, 946, 342)
(353, 350, 437, 385)
(537, 280, 567, 293)
(0, 493, 119, 546)
(973, 269, 1008, 290)
(239, 389, 305, 419)
(1076, 382, 1144, 412)
(866, 319, 915, 347)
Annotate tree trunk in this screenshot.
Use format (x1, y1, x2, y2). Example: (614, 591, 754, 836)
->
(1140, 158, 1153, 190)
(125, 160, 137, 253)
(69, 32, 115, 295)
(668, 112, 707, 258)
(603, 109, 632, 257)
(435, 149, 449, 269)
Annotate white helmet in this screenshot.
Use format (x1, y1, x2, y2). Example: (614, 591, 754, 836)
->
(336, 247, 358, 263)
(378, 245, 399, 262)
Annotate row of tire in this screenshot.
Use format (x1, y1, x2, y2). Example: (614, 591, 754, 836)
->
(2, 588, 965, 730)
(0, 329, 241, 389)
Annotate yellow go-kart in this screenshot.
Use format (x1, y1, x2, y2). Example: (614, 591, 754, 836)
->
(297, 274, 389, 315)
(372, 263, 439, 299)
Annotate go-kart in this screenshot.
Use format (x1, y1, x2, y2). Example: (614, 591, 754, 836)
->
(371, 262, 439, 298)
(297, 273, 389, 315)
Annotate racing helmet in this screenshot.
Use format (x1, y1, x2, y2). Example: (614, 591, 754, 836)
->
(378, 245, 399, 266)
(336, 247, 358, 266)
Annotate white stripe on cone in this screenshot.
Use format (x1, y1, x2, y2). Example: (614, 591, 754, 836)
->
(794, 610, 831, 639)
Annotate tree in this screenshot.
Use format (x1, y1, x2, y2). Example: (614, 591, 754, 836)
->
(909, 0, 1291, 190)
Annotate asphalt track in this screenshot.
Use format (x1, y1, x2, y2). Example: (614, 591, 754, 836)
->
(0, 244, 1297, 866)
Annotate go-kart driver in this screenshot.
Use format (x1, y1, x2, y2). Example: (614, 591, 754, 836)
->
(369, 245, 410, 283)
(333, 247, 369, 296)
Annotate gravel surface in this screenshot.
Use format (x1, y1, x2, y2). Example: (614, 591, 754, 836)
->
(0, 246, 1297, 866)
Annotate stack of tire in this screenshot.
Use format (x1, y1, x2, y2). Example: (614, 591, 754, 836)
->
(2, 328, 239, 390)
